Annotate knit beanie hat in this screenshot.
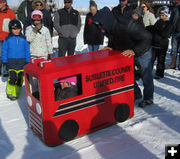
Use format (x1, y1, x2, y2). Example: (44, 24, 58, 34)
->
(132, 7, 144, 17)
(158, 5, 170, 17)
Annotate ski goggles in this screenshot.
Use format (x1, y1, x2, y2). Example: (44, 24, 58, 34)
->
(32, 15, 42, 20)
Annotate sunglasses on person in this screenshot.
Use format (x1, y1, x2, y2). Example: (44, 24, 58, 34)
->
(141, 5, 146, 9)
(36, 3, 42, 6)
(64, 1, 72, 4)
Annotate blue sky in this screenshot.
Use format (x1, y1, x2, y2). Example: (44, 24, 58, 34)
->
(7, 0, 119, 9)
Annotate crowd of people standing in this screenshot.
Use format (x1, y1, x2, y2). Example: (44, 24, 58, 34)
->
(0, 0, 180, 105)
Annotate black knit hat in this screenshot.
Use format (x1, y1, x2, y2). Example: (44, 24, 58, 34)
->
(132, 7, 144, 17)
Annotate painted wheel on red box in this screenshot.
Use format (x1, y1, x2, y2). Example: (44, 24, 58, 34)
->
(114, 103, 130, 122)
(59, 119, 79, 141)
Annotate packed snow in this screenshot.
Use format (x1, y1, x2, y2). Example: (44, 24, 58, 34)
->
(0, 15, 180, 159)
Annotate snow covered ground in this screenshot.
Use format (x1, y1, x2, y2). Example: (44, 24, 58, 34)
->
(1, 16, 180, 159)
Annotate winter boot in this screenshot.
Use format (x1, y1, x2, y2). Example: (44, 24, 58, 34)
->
(15, 85, 22, 98)
(6, 81, 17, 100)
(166, 56, 177, 69)
(15, 70, 24, 98)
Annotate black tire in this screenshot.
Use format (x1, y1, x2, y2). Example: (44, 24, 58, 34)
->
(59, 119, 79, 141)
(114, 103, 130, 122)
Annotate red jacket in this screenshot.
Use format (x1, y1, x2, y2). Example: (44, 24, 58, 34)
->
(0, 7, 16, 41)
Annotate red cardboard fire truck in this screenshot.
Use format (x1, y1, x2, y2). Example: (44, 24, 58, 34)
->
(24, 49, 134, 146)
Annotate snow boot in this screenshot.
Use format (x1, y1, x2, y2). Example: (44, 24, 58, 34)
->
(6, 81, 17, 100)
(138, 99, 153, 108)
(15, 85, 22, 99)
(15, 70, 24, 98)
(166, 56, 177, 69)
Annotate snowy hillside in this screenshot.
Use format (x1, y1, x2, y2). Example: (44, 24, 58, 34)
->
(1, 16, 180, 159)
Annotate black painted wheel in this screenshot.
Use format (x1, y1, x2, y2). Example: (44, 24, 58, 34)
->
(114, 103, 130, 122)
(59, 119, 79, 141)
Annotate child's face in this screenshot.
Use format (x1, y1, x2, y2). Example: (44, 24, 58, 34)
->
(12, 29, 21, 35)
(160, 14, 167, 21)
(132, 13, 139, 20)
(33, 19, 41, 25)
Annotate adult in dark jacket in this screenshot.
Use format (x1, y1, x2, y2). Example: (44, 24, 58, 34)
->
(17, 0, 33, 26)
(54, 0, 81, 57)
(149, 6, 172, 79)
(24, 0, 53, 36)
(112, 0, 133, 18)
(83, 0, 104, 52)
(93, 7, 154, 107)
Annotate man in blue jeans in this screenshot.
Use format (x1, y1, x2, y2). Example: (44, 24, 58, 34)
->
(93, 7, 154, 107)
(134, 48, 154, 107)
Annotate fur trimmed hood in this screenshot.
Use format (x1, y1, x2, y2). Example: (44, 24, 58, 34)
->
(32, 0, 45, 10)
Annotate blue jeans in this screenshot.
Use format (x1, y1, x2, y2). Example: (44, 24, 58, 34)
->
(171, 32, 180, 57)
(88, 45, 99, 52)
(134, 48, 154, 100)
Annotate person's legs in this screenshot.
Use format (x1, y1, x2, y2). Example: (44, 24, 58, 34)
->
(156, 47, 168, 78)
(16, 70, 24, 98)
(88, 45, 93, 52)
(58, 37, 67, 57)
(67, 38, 76, 56)
(166, 33, 180, 69)
(151, 47, 157, 69)
(6, 70, 17, 100)
(135, 48, 154, 107)
(92, 45, 100, 51)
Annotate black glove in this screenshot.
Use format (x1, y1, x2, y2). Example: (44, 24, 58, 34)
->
(2, 63, 9, 77)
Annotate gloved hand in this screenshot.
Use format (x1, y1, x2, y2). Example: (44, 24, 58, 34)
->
(2, 63, 8, 69)
(48, 54, 53, 59)
(33, 23, 42, 33)
(2, 63, 9, 77)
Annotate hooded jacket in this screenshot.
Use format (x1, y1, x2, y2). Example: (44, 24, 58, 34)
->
(17, 0, 33, 25)
(94, 7, 152, 57)
(24, 0, 53, 36)
(2, 33, 30, 69)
